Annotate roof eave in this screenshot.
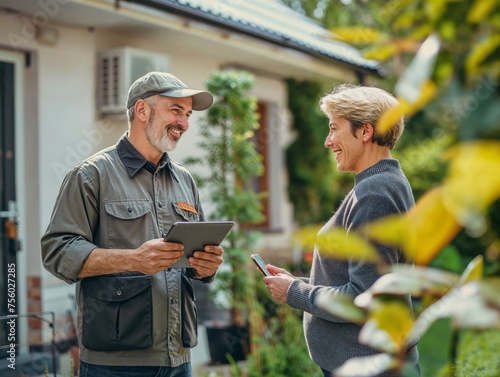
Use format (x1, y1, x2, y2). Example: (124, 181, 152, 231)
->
(125, 0, 384, 77)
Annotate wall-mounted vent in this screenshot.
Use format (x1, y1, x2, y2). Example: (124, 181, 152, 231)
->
(97, 47, 169, 116)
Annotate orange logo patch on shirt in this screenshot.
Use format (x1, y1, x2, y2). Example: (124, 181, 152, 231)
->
(176, 201, 198, 214)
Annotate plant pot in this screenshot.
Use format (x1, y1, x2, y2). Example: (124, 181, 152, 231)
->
(205, 324, 250, 365)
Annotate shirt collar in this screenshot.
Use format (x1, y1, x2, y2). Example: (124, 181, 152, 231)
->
(117, 133, 171, 178)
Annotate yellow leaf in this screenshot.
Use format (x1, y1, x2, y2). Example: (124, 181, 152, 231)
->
(411, 24, 435, 40)
(435, 61, 454, 83)
(241, 130, 255, 140)
(377, 80, 437, 134)
(408, 187, 461, 265)
(465, 34, 500, 75)
(425, 0, 448, 22)
(363, 186, 461, 266)
(407, 79, 438, 110)
(376, 103, 406, 135)
(393, 10, 417, 31)
(442, 141, 500, 234)
(293, 225, 379, 262)
(467, 0, 499, 23)
(363, 301, 414, 353)
(330, 27, 385, 45)
(315, 228, 380, 262)
(439, 20, 456, 41)
(361, 214, 408, 251)
(364, 45, 397, 61)
(458, 255, 484, 286)
(292, 224, 322, 251)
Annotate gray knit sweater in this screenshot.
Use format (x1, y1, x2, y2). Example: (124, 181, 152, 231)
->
(287, 159, 419, 373)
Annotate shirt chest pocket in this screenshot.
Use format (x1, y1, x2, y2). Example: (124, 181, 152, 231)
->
(172, 201, 200, 222)
(104, 200, 154, 249)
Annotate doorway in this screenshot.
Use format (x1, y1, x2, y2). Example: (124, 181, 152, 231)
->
(0, 52, 22, 359)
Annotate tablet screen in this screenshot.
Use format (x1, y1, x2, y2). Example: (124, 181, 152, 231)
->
(163, 221, 235, 268)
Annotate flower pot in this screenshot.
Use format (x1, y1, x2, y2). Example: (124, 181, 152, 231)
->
(205, 324, 250, 365)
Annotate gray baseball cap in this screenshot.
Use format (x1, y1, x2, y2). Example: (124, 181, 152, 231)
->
(126, 71, 213, 111)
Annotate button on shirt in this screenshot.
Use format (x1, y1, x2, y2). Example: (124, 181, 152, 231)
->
(41, 133, 207, 367)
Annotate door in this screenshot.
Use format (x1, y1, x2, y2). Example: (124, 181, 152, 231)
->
(0, 59, 19, 358)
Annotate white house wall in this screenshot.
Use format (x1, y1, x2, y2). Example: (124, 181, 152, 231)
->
(0, 12, 297, 360)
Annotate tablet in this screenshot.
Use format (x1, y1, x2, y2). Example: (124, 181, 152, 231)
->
(163, 221, 235, 268)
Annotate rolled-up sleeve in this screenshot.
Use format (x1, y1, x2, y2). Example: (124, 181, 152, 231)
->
(41, 166, 99, 284)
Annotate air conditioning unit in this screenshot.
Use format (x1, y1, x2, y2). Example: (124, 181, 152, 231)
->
(97, 47, 169, 116)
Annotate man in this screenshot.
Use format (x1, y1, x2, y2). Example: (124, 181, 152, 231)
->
(41, 72, 224, 377)
(264, 85, 419, 376)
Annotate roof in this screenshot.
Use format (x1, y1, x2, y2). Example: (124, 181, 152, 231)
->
(128, 0, 383, 76)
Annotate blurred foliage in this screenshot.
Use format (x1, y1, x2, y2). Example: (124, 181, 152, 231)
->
(228, 270, 322, 377)
(246, 306, 323, 377)
(454, 329, 500, 377)
(429, 245, 464, 274)
(283, 0, 500, 376)
(285, 79, 340, 225)
(312, 259, 500, 377)
(392, 133, 450, 200)
(184, 70, 265, 327)
(280, 0, 397, 32)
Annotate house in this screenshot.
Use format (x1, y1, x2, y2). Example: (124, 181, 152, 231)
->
(0, 0, 381, 374)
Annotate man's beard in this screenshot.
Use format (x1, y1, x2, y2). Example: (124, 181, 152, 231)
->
(145, 108, 178, 152)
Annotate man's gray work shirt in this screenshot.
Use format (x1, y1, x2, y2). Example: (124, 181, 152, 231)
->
(41, 133, 206, 367)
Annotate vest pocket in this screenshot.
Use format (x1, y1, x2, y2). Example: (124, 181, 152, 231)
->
(181, 274, 198, 348)
(81, 274, 153, 351)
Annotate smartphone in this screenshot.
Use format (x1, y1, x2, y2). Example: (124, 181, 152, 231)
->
(251, 254, 272, 276)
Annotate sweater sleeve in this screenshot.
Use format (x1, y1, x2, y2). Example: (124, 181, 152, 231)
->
(287, 193, 403, 322)
(287, 279, 353, 323)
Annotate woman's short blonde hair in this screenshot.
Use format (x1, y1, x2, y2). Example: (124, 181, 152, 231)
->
(319, 85, 404, 149)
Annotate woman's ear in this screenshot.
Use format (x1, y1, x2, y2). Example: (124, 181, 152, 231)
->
(362, 123, 374, 143)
